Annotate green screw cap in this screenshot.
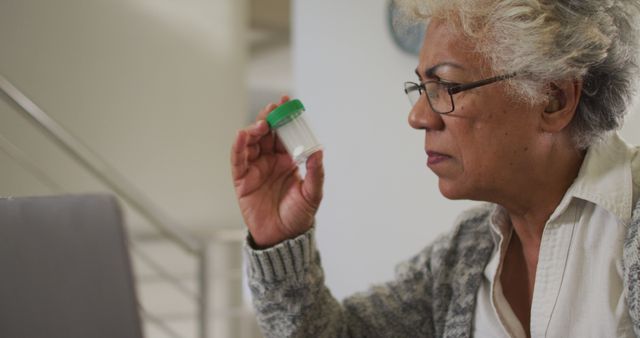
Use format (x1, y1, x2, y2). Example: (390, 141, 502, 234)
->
(266, 99, 305, 128)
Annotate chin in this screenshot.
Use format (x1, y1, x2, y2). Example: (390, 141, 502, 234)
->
(438, 178, 492, 204)
(438, 179, 471, 200)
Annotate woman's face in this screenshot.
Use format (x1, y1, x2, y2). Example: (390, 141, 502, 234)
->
(409, 19, 546, 201)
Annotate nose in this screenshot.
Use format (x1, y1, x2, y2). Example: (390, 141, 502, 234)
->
(408, 95, 445, 131)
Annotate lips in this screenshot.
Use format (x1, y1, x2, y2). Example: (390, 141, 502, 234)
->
(426, 151, 451, 165)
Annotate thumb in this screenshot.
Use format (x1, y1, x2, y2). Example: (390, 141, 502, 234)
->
(301, 150, 324, 209)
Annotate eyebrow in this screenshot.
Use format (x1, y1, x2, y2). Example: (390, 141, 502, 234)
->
(415, 62, 465, 81)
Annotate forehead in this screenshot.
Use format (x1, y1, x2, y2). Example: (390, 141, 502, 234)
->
(417, 19, 486, 76)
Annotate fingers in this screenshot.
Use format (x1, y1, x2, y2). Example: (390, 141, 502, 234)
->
(256, 98, 287, 154)
(301, 151, 325, 209)
(231, 98, 292, 180)
(274, 133, 288, 154)
(256, 96, 290, 122)
(231, 129, 249, 180)
(231, 121, 269, 180)
(256, 103, 277, 122)
(246, 144, 260, 162)
(279, 95, 290, 105)
(246, 120, 270, 145)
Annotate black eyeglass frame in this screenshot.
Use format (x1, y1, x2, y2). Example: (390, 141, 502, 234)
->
(404, 73, 516, 114)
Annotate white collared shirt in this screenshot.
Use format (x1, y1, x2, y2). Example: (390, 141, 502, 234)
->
(473, 133, 640, 338)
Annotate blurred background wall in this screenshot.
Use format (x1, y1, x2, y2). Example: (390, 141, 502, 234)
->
(0, 1, 253, 336)
(1, 0, 639, 336)
(292, 0, 640, 300)
(0, 0, 247, 235)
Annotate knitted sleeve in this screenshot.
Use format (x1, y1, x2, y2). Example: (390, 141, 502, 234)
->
(244, 228, 438, 338)
(624, 197, 640, 337)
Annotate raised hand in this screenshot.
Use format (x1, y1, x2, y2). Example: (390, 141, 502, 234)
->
(231, 96, 325, 248)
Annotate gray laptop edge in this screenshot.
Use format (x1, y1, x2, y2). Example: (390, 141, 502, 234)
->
(0, 194, 144, 338)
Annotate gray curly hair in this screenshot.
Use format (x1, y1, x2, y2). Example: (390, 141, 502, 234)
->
(396, 0, 640, 148)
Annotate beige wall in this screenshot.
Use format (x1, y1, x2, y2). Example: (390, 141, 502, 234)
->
(0, 0, 248, 233)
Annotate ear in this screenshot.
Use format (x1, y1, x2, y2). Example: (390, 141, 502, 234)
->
(540, 80, 582, 133)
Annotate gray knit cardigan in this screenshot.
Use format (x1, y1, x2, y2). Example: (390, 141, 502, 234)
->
(245, 202, 640, 338)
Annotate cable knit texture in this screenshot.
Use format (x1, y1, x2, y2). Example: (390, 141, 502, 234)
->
(246, 202, 640, 338)
(626, 199, 640, 337)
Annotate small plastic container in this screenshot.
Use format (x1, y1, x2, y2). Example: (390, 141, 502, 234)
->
(266, 99, 322, 165)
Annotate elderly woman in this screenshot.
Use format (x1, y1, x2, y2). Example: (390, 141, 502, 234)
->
(231, 0, 640, 337)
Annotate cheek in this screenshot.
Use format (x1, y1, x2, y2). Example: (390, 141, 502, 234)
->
(465, 122, 534, 178)
(450, 107, 512, 175)
(450, 111, 494, 157)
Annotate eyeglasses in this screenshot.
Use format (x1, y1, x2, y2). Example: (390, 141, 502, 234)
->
(403, 73, 516, 114)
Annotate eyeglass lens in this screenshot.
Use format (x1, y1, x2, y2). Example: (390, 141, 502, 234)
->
(404, 82, 453, 114)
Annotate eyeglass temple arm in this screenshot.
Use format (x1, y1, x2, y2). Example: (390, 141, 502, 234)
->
(448, 73, 516, 95)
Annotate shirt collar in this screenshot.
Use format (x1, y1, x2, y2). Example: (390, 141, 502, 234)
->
(488, 132, 635, 234)
(562, 132, 634, 225)
(489, 204, 511, 240)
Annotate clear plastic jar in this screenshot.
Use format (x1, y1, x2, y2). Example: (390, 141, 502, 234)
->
(267, 99, 322, 165)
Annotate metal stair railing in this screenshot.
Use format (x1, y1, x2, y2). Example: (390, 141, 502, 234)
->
(0, 74, 216, 338)
(0, 120, 199, 338)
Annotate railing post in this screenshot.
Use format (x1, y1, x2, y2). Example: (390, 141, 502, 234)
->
(198, 247, 209, 338)
(200, 228, 245, 338)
